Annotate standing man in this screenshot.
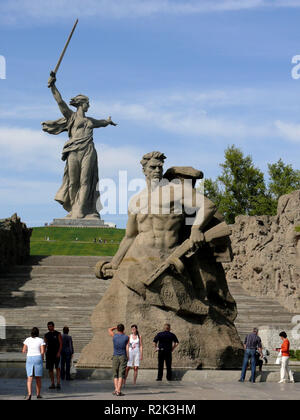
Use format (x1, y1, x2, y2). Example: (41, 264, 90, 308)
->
(153, 323, 179, 381)
(44, 322, 63, 390)
(108, 324, 129, 396)
(60, 326, 74, 381)
(239, 327, 263, 383)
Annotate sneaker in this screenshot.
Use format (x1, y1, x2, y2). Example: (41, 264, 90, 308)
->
(116, 392, 125, 396)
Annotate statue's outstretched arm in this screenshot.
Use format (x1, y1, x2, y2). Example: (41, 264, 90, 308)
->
(90, 116, 117, 128)
(48, 72, 72, 119)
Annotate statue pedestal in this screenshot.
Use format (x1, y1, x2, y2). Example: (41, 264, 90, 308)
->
(50, 218, 113, 228)
(78, 275, 244, 369)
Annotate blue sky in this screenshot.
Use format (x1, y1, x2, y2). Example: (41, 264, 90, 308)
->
(1, 0, 300, 227)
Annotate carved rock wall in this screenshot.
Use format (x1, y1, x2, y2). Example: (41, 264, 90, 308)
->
(0, 214, 32, 271)
(224, 190, 300, 313)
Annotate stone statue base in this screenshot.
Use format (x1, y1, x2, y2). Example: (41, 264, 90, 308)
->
(78, 276, 243, 369)
(50, 218, 111, 228)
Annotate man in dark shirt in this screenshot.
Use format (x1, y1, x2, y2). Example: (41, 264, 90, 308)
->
(239, 327, 263, 383)
(44, 321, 62, 390)
(153, 323, 179, 381)
(61, 326, 74, 381)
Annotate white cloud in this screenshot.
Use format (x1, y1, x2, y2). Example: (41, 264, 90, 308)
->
(93, 98, 272, 139)
(274, 120, 300, 143)
(1, 87, 300, 179)
(0, 0, 299, 25)
(0, 105, 57, 120)
(274, 0, 300, 6)
(0, 126, 143, 176)
(0, 178, 59, 205)
(0, 87, 294, 122)
(96, 143, 144, 178)
(0, 126, 62, 173)
(0, 88, 295, 156)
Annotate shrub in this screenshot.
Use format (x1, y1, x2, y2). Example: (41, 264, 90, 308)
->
(290, 350, 300, 361)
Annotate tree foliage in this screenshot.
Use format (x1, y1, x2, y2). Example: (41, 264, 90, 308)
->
(204, 146, 299, 224)
(268, 158, 300, 201)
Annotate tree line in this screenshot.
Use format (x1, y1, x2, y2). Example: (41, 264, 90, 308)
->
(204, 145, 300, 224)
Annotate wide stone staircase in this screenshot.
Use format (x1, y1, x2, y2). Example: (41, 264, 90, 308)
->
(0, 256, 294, 354)
(0, 256, 108, 353)
(228, 280, 293, 342)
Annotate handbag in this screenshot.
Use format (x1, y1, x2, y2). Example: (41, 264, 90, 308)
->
(275, 350, 282, 365)
(70, 360, 77, 378)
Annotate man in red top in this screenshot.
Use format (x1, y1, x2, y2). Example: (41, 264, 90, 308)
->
(278, 331, 294, 383)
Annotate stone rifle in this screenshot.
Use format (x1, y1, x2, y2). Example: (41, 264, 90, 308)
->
(144, 221, 231, 286)
(95, 221, 231, 285)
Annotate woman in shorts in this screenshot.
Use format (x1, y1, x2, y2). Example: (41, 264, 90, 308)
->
(124, 325, 143, 385)
(22, 327, 46, 400)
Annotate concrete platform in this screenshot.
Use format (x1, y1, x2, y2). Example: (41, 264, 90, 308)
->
(0, 353, 299, 383)
(50, 218, 109, 227)
(0, 378, 299, 400)
(1, 367, 299, 383)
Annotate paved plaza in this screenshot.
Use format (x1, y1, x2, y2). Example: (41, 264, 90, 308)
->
(0, 378, 299, 400)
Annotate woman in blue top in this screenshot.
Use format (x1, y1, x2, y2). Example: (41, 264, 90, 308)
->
(108, 324, 129, 396)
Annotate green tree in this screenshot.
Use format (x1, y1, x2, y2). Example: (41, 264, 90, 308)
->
(268, 158, 300, 203)
(204, 178, 222, 209)
(212, 146, 272, 224)
(203, 147, 300, 223)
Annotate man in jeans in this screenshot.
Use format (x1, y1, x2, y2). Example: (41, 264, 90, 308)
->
(108, 324, 129, 396)
(60, 326, 74, 381)
(239, 327, 263, 383)
(153, 323, 179, 381)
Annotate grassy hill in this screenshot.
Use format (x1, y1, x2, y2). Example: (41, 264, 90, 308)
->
(30, 226, 125, 256)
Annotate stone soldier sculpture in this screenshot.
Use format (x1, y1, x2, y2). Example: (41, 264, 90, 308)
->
(79, 152, 243, 369)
